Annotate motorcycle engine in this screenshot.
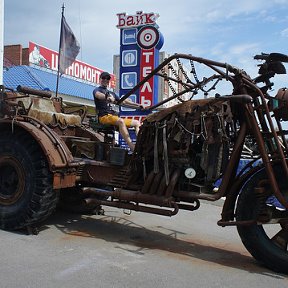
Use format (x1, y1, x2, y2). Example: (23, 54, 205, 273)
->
(135, 98, 233, 191)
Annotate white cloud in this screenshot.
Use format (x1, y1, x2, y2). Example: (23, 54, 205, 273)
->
(4, 0, 288, 74)
(281, 28, 288, 37)
(229, 43, 260, 56)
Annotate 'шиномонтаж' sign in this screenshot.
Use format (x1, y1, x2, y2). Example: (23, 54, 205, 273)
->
(28, 41, 116, 88)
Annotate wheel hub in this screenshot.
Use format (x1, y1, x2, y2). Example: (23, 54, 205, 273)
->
(0, 156, 25, 205)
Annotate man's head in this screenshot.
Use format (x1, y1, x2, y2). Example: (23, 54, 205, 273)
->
(100, 72, 111, 80)
(100, 72, 111, 87)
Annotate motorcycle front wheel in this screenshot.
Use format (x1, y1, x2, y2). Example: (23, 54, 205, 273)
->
(236, 166, 288, 274)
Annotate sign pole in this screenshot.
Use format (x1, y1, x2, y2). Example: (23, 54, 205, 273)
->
(55, 4, 65, 98)
(0, 0, 4, 85)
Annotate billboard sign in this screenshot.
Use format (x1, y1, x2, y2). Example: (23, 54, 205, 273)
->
(28, 41, 116, 88)
(116, 11, 159, 29)
(116, 11, 164, 148)
(117, 11, 164, 117)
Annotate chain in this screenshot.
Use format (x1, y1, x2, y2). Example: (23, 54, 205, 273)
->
(161, 64, 177, 97)
(160, 58, 206, 103)
(190, 59, 200, 84)
(167, 62, 186, 102)
(168, 62, 180, 83)
(176, 58, 192, 86)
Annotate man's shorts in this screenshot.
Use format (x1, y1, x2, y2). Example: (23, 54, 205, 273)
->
(99, 114, 133, 127)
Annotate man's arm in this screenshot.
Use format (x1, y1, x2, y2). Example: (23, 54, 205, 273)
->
(94, 89, 115, 102)
(95, 90, 142, 108)
(122, 98, 143, 109)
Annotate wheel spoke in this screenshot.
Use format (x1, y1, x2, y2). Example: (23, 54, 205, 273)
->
(271, 222, 288, 251)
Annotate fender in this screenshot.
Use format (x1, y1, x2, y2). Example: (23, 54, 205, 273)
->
(0, 119, 79, 189)
(220, 159, 288, 224)
(219, 163, 265, 223)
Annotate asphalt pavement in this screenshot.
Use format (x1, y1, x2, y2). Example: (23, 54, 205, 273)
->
(0, 201, 287, 288)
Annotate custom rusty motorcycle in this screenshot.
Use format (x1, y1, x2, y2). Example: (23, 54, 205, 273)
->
(0, 52, 288, 274)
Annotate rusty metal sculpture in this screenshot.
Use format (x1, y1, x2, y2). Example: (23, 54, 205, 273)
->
(0, 52, 288, 274)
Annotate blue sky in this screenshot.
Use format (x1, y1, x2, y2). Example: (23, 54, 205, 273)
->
(4, 0, 288, 84)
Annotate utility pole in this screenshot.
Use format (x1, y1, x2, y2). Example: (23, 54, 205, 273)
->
(0, 0, 4, 85)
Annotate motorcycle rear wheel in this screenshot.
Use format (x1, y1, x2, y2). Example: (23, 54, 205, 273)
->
(236, 166, 288, 274)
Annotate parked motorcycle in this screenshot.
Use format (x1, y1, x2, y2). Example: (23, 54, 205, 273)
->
(1, 52, 288, 274)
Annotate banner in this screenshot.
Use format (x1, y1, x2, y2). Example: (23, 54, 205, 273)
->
(59, 16, 80, 74)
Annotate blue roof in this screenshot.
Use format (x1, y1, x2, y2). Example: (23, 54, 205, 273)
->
(3, 65, 95, 101)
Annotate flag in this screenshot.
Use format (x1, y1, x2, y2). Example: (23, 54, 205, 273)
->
(59, 15, 80, 74)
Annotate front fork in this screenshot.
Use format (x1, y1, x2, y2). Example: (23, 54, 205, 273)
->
(244, 102, 288, 210)
(219, 101, 288, 226)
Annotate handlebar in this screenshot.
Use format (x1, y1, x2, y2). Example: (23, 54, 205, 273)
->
(254, 53, 270, 61)
(254, 52, 288, 63)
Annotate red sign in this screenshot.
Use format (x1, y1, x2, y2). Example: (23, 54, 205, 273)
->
(123, 115, 146, 122)
(28, 42, 116, 88)
(116, 11, 159, 29)
(140, 48, 155, 107)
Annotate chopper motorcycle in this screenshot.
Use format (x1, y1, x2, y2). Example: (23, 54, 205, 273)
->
(0, 52, 288, 274)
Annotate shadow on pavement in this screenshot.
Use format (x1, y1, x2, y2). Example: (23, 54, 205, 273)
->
(37, 209, 287, 279)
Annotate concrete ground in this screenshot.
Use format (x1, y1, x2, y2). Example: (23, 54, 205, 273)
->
(0, 201, 287, 288)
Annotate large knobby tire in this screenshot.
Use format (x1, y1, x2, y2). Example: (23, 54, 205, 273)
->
(236, 165, 288, 274)
(0, 128, 58, 230)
